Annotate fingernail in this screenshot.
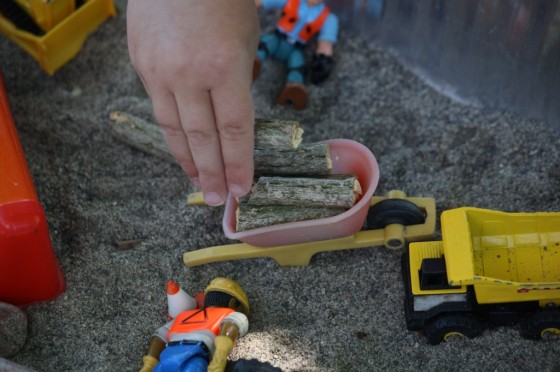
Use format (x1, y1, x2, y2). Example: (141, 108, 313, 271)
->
(229, 184, 248, 198)
(204, 192, 225, 206)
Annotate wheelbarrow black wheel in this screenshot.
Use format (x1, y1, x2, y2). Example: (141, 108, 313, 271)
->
(520, 309, 560, 340)
(367, 198, 425, 230)
(424, 313, 483, 345)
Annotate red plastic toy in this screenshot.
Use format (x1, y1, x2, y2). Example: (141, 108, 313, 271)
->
(0, 74, 65, 306)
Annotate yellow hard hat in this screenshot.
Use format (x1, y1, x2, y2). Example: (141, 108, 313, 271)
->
(204, 277, 250, 315)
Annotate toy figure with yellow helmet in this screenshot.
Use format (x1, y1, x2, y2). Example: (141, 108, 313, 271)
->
(139, 277, 251, 372)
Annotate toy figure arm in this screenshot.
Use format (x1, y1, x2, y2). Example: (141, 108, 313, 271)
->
(139, 321, 173, 372)
(310, 13, 338, 84)
(154, 320, 174, 342)
(309, 40, 335, 85)
(207, 312, 249, 372)
(316, 40, 334, 57)
(317, 13, 339, 46)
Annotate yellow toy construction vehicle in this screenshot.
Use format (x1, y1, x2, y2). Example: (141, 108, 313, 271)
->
(402, 207, 560, 344)
(0, 0, 115, 74)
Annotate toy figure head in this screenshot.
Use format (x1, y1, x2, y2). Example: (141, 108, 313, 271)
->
(204, 277, 250, 315)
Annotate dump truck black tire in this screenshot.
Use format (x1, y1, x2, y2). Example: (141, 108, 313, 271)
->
(424, 313, 483, 345)
(520, 309, 560, 340)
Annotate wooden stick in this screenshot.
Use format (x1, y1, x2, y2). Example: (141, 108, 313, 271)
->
(254, 142, 332, 176)
(247, 175, 362, 208)
(109, 111, 176, 164)
(109, 113, 305, 163)
(254, 118, 303, 149)
(236, 204, 346, 231)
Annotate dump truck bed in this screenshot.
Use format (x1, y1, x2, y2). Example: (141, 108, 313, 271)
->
(439, 207, 560, 303)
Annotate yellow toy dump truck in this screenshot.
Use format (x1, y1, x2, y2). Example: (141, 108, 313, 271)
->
(0, 0, 115, 74)
(402, 207, 560, 344)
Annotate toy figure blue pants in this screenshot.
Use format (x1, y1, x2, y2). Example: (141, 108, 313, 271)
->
(257, 31, 306, 83)
(153, 342, 209, 372)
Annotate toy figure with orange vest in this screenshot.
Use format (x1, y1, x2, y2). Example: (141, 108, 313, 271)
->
(139, 278, 250, 372)
(254, 0, 339, 109)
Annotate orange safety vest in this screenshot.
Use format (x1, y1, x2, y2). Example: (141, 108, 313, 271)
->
(169, 307, 235, 336)
(277, 0, 331, 42)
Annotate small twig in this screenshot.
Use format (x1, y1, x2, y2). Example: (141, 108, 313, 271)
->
(114, 238, 145, 250)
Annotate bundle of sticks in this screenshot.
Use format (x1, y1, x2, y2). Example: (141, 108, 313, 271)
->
(107, 113, 363, 232)
(238, 119, 363, 231)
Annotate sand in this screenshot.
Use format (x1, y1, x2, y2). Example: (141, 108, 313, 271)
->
(1, 1, 559, 371)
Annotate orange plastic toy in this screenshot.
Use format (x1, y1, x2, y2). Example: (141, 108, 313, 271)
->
(0, 74, 65, 306)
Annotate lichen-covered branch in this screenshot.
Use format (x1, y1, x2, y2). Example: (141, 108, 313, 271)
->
(254, 142, 332, 176)
(109, 113, 306, 164)
(236, 204, 346, 231)
(109, 111, 176, 164)
(247, 175, 362, 208)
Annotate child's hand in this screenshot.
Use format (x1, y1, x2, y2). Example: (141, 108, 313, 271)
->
(127, 0, 259, 206)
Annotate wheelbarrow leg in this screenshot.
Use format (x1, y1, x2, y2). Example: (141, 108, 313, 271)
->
(183, 233, 384, 267)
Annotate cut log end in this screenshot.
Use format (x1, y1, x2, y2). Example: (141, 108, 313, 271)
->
(109, 111, 128, 124)
(254, 118, 304, 149)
